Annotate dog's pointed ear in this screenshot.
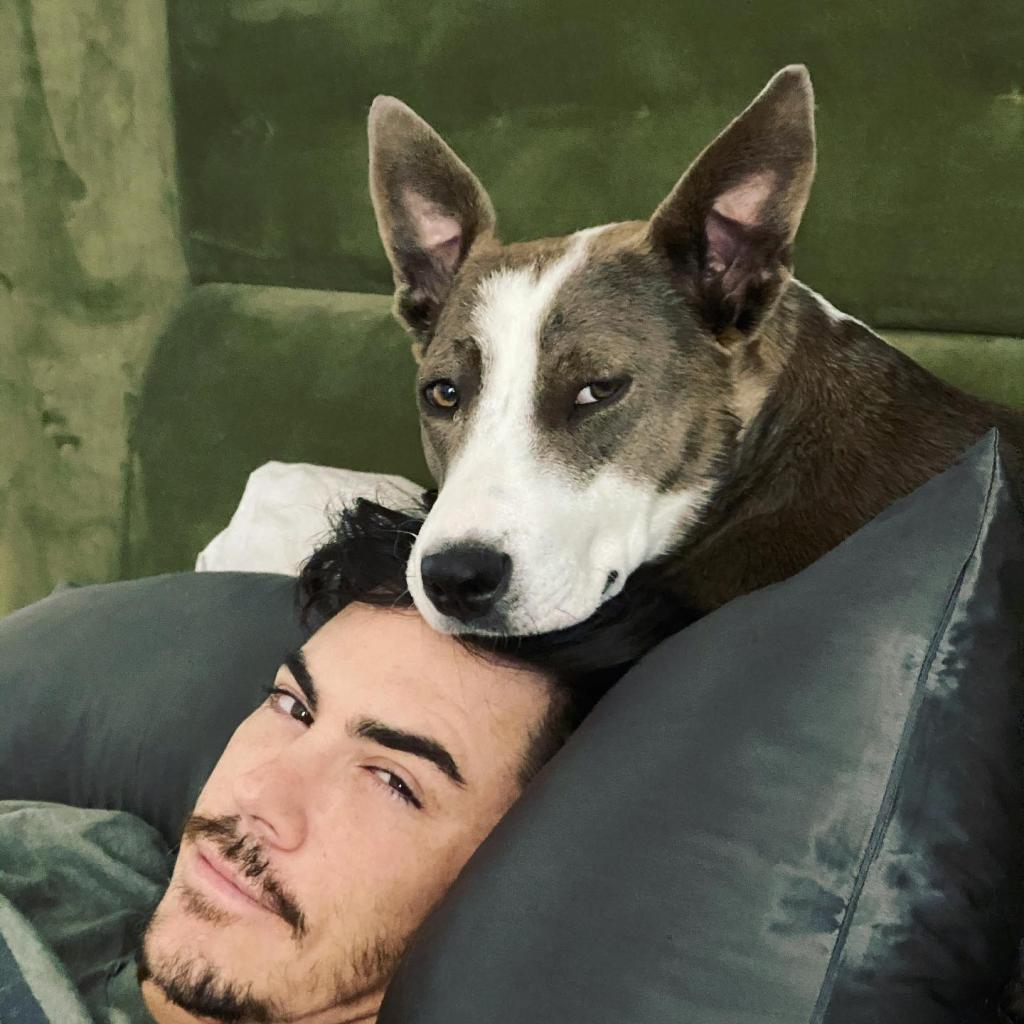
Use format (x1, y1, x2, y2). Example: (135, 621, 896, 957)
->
(649, 65, 816, 340)
(369, 97, 496, 349)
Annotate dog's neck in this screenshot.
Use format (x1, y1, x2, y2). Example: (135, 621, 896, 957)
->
(711, 280, 905, 510)
(716, 278, 1003, 502)
(669, 278, 1023, 611)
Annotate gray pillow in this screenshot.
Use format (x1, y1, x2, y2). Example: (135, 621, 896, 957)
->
(379, 430, 1024, 1024)
(0, 572, 305, 845)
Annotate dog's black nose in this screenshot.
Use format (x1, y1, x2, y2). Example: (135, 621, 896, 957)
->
(420, 544, 512, 623)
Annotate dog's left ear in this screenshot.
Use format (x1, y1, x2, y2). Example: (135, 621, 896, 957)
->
(649, 65, 816, 340)
(368, 97, 496, 352)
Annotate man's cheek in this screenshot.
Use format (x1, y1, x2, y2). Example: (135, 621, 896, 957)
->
(371, 844, 466, 927)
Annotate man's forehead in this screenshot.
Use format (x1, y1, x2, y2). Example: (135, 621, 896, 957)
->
(298, 603, 551, 772)
(302, 601, 533, 695)
(303, 602, 529, 692)
(303, 602, 453, 673)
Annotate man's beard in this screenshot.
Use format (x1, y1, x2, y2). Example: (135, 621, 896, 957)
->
(138, 813, 408, 1023)
(136, 937, 402, 1024)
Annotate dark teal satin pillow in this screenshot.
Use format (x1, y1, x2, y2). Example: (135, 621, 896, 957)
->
(380, 431, 1024, 1024)
(0, 572, 304, 844)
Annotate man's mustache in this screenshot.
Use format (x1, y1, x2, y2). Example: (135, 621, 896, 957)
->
(182, 814, 308, 940)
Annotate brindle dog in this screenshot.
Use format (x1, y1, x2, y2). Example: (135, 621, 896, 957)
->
(367, 66, 1022, 637)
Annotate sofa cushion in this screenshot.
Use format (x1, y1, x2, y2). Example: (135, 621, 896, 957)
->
(0, 572, 305, 845)
(130, 283, 1024, 580)
(129, 284, 430, 578)
(379, 430, 1024, 1024)
(884, 330, 1024, 413)
(168, 1, 1024, 336)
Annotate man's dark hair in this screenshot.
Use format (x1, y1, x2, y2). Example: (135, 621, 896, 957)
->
(297, 494, 694, 786)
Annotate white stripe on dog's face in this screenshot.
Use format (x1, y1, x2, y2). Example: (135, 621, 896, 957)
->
(465, 229, 601, 482)
(408, 227, 711, 634)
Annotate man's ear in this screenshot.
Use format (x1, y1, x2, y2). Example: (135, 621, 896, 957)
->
(648, 65, 816, 341)
(368, 97, 496, 350)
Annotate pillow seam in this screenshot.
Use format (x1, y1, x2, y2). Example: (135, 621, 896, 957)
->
(810, 445, 999, 1022)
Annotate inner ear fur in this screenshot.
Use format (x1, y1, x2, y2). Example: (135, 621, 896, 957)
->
(368, 96, 496, 345)
(648, 65, 817, 340)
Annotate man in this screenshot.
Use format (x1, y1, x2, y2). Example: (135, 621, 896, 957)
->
(0, 498, 685, 1024)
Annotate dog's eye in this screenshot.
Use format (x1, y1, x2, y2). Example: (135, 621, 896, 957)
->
(424, 380, 459, 410)
(574, 380, 623, 406)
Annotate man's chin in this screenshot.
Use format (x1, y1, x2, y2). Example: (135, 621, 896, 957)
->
(139, 876, 406, 1023)
(139, 909, 284, 1019)
(138, 949, 282, 1024)
(139, 888, 289, 1022)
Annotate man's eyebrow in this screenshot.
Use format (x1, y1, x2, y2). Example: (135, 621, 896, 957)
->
(284, 650, 318, 714)
(353, 718, 466, 788)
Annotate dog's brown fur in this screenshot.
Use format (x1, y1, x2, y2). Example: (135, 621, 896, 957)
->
(661, 277, 1024, 612)
(369, 66, 1023, 623)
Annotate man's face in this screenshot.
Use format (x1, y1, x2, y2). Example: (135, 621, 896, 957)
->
(140, 603, 553, 1023)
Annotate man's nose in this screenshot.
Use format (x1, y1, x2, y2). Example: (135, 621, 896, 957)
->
(232, 755, 308, 851)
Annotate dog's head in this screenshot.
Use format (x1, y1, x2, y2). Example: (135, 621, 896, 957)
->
(369, 66, 816, 635)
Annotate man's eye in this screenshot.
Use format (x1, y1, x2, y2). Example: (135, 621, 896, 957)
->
(265, 686, 313, 726)
(365, 767, 422, 810)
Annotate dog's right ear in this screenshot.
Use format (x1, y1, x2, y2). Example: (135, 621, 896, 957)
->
(648, 65, 816, 341)
(368, 97, 496, 352)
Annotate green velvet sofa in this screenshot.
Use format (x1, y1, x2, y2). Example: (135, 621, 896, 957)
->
(3, 0, 1023, 615)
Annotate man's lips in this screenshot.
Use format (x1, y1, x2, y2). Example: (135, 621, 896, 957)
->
(191, 842, 275, 916)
